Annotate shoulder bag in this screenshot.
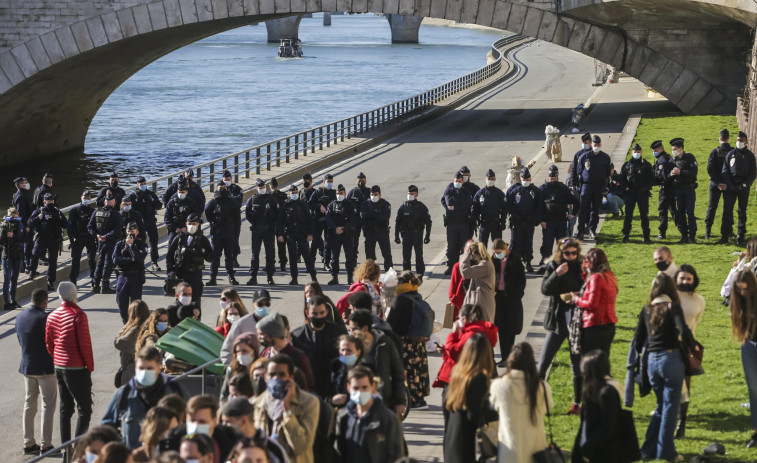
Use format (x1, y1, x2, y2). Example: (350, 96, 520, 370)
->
(533, 382, 565, 463)
(476, 395, 499, 462)
(671, 303, 705, 376)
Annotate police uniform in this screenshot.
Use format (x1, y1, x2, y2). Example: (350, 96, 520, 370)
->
(246, 179, 279, 285)
(538, 166, 578, 260)
(32, 173, 55, 209)
(576, 135, 612, 238)
(652, 140, 677, 239)
(360, 185, 393, 271)
(132, 177, 163, 268)
(620, 145, 654, 242)
(13, 177, 34, 270)
(669, 138, 699, 243)
(347, 172, 371, 257)
(112, 224, 147, 323)
(506, 167, 542, 271)
(221, 170, 244, 265)
(705, 130, 732, 238)
(0, 213, 24, 307)
(721, 131, 757, 243)
(164, 185, 195, 245)
(472, 169, 507, 246)
(67, 191, 97, 282)
(270, 177, 289, 272)
(441, 172, 474, 274)
(29, 194, 66, 290)
(204, 181, 241, 285)
(119, 204, 145, 240)
(395, 185, 431, 277)
(308, 175, 337, 268)
(457, 165, 480, 198)
(277, 185, 318, 284)
(569, 133, 593, 191)
(96, 172, 126, 209)
(326, 185, 357, 285)
(162, 170, 206, 213)
(88, 193, 122, 293)
(166, 213, 213, 306)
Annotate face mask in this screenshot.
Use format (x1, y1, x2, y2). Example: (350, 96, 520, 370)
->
(135, 369, 158, 387)
(522, 180, 532, 187)
(310, 316, 327, 328)
(257, 188, 266, 195)
(289, 194, 299, 201)
(224, 180, 232, 186)
(220, 300, 228, 310)
(453, 182, 462, 189)
(592, 146, 600, 153)
(186, 460, 200, 463)
(85, 451, 98, 463)
(305, 297, 311, 304)
(672, 149, 679, 157)
(187, 224, 198, 234)
(462, 175, 469, 182)
(252, 376, 266, 396)
(358, 181, 366, 187)
(336, 194, 345, 201)
(110, 180, 119, 188)
(485, 180, 495, 187)
(737, 141, 746, 149)
(186, 422, 210, 436)
(350, 390, 372, 406)
(178, 193, 187, 200)
(325, 182, 333, 189)
(156, 321, 168, 333)
(370, 195, 379, 203)
(227, 315, 239, 325)
(178, 295, 192, 306)
(407, 194, 415, 201)
(237, 353, 254, 366)
(653, 151, 660, 158)
(256, 306, 271, 318)
(139, 184, 147, 191)
(632, 152, 641, 160)
(123, 205, 132, 212)
(582, 143, 589, 150)
(340, 354, 357, 366)
(81, 199, 90, 206)
(495, 252, 506, 259)
(655, 261, 670, 271)
(22, 183, 30, 190)
(267, 378, 288, 400)
(303, 181, 312, 188)
(678, 283, 695, 293)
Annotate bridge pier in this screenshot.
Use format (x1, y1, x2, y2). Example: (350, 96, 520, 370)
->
(324, 12, 332, 26)
(265, 15, 304, 43)
(386, 14, 423, 44)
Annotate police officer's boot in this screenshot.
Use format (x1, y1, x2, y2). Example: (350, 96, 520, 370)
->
(328, 275, 339, 285)
(267, 276, 275, 285)
(704, 226, 711, 240)
(205, 277, 217, 286)
(525, 259, 534, 273)
(643, 233, 652, 244)
(229, 275, 239, 286)
(289, 277, 298, 286)
(101, 281, 115, 294)
(622, 235, 629, 243)
(717, 234, 730, 245)
(443, 267, 453, 276)
(738, 235, 746, 247)
(310, 272, 318, 283)
(91, 279, 100, 293)
(247, 275, 258, 285)
(47, 280, 54, 291)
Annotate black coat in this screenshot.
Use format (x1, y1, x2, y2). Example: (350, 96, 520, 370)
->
(492, 253, 526, 335)
(572, 384, 622, 463)
(290, 322, 347, 398)
(443, 372, 488, 463)
(541, 259, 585, 335)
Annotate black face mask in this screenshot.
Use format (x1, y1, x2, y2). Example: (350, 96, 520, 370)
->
(252, 376, 266, 396)
(358, 181, 366, 187)
(110, 180, 119, 188)
(303, 181, 312, 188)
(678, 283, 695, 293)
(655, 261, 670, 271)
(309, 316, 327, 328)
(215, 189, 228, 198)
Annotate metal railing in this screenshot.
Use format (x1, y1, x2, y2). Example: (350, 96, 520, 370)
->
(29, 357, 222, 463)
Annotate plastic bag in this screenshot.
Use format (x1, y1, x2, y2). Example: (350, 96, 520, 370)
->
(381, 267, 398, 288)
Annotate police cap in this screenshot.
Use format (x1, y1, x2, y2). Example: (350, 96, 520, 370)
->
(303, 173, 312, 181)
(177, 181, 189, 191)
(222, 170, 232, 178)
(485, 169, 495, 178)
(13, 177, 26, 185)
(520, 167, 531, 179)
(454, 172, 464, 180)
(137, 176, 147, 183)
(581, 132, 592, 142)
(738, 131, 748, 140)
(670, 138, 684, 148)
(592, 135, 602, 144)
(43, 173, 53, 180)
(127, 222, 139, 231)
(186, 213, 202, 224)
(720, 129, 730, 140)
(325, 173, 334, 181)
(357, 172, 366, 179)
(122, 195, 132, 203)
(459, 165, 470, 174)
(255, 178, 265, 187)
(184, 168, 194, 178)
(336, 184, 346, 192)
(408, 185, 418, 193)
(288, 185, 298, 192)
(82, 190, 92, 198)
(650, 140, 663, 150)
(548, 165, 559, 177)
(371, 185, 381, 194)
(270, 177, 278, 188)
(632, 143, 641, 151)
(43, 193, 54, 201)
(109, 172, 119, 179)
(253, 289, 271, 303)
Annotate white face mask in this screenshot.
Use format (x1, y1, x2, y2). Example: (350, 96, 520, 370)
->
(187, 224, 198, 234)
(220, 300, 228, 310)
(85, 451, 98, 463)
(178, 295, 192, 306)
(462, 175, 469, 182)
(485, 179, 495, 187)
(177, 193, 187, 200)
(632, 152, 641, 160)
(22, 183, 30, 190)
(224, 180, 232, 186)
(672, 149, 680, 157)
(591, 146, 600, 153)
(257, 187, 266, 195)
(582, 143, 589, 150)
(737, 141, 746, 149)
(522, 180, 532, 187)
(407, 194, 416, 201)
(370, 195, 379, 203)
(336, 194, 345, 201)
(237, 353, 254, 366)
(227, 315, 239, 325)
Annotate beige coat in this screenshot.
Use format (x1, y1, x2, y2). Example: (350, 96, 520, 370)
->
(251, 386, 320, 463)
(460, 252, 496, 322)
(490, 371, 553, 463)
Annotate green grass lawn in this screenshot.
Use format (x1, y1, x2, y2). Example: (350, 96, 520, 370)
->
(547, 114, 757, 461)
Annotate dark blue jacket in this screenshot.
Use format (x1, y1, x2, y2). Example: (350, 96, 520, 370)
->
(707, 144, 731, 186)
(132, 189, 162, 222)
(164, 197, 195, 232)
(723, 147, 757, 191)
(360, 198, 392, 233)
(671, 152, 698, 187)
(577, 150, 612, 188)
(16, 305, 55, 375)
(96, 185, 126, 209)
(204, 193, 241, 232)
(471, 185, 507, 224)
(395, 200, 432, 239)
(620, 157, 654, 194)
(653, 152, 676, 188)
(326, 199, 356, 232)
(440, 186, 473, 223)
(245, 193, 279, 229)
(67, 203, 96, 239)
(277, 198, 314, 236)
(570, 147, 592, 187)
(120, 209, 145, 239)
(506, 183, 542, 223)
(13, 189, 33, 226)
(88, 206, 122, 240)
(539, 181, 578, 222)
(112, 237, 148, 273)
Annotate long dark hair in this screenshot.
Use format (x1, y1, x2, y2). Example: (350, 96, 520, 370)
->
(581, 350, 611, 407)
(732, 270, 757, 343)
(505, 342, 541, 425)
(647, 273, 679, 333)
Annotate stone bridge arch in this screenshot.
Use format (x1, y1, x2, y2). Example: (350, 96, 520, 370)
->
(0, 0, 749, 162)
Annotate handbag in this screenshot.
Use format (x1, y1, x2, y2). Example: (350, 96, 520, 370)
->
(533, 382, 565, 463)
(681, 338, 704, 376)
(443, 303, 456, 329)
(114, 367, 123, 388)
(476, 396, 499, 461)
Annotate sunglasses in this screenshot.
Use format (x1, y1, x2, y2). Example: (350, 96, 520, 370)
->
(562, 251, 578, 257)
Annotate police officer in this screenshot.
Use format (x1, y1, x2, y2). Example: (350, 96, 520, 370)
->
(269, 177, 288, 272)
(96, 172, 126, 209)
(166, 213, 213, 307)
(441, 172, 473, 275)
(277, 185, 317, 285)
(472, 169, 507, 247)
(506, 167, 542, 272)
(576, 135, 612, 240)
(457, 165, 480, 197)
(705, 129, 732, 239)
(651, 140, 677, 240)
(347, 172, 371, 256)
(205, 180, 241, 286)
(164, 182, 195, 245)
(12, 177, 33, 271)
(162, 169, 205, 213)
(301, 172, 316, 203)
(246, 178, 278, 285)
(1, 208, 24, 309)
(721, 131, 757, 246)
(221, 170, 244, 267)
(67, 190, 97, 283)
(112, 222, 147, 323)
(308, 174, 337, 269)
(32, 173, 54, 209)
(360, 185, 393, 271)
(620, 144, 654, 243)
(88, 192, 122, 294)
(538, 165, 577, 265)
(29, 193, 66, 290)
(119, 196, 146, 239)
(569, 133, 593, 191)
(669, 137, 699, 243)
(326, 184, 357, 285)
(395, 185, 431, 279)
(132, 176, 163, 270)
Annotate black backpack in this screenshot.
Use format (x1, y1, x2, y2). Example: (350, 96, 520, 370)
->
(407, 293, 435, 337)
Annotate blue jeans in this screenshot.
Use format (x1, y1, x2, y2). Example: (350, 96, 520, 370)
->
(601, 193, 625, 214)
(2, 257, 20, 303)
(642, 350, 684, 460)
(741, 340, 757, 429)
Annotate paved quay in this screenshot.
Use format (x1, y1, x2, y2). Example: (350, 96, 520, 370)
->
(0, 39, 676, 462)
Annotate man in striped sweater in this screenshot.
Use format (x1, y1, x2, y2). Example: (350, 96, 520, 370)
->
(45, 281, 94, 446)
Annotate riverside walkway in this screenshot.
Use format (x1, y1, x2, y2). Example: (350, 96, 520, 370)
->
(3, 38, 676, 462)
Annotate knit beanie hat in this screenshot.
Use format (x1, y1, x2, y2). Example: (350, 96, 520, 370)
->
(57, 281, 77, 303)
(257, 313, 285, 339)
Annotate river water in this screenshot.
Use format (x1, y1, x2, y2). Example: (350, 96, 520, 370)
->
(4, 14, 504, 205)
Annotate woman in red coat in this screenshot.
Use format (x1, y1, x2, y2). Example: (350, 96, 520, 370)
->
(571, 248, 618, 356)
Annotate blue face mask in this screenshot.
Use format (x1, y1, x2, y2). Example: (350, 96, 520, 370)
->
(156, 322, 168, 333)
(186, 421, 210, 436)
(123, 205, 132, 212)
(325, 182, 333, 189)
(350, 390, 372, 406)
(495, 252, 506, 259)
(267, 378, 288, 400)
(178, 193, 187, 200)
(256, 306, 271, 318)
(135, 369, 157, 387)
(82, 199, 90, 206)
(453, 182, 462, 189)
(139, 184, 147, 191)
(339, 355, 357, 366)
(85, 451, 98, 463)
(289, 194, 299, 201)
(653, 151, 660, 158)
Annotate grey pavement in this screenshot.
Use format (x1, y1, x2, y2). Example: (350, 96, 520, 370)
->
(0, 40, 676, 463)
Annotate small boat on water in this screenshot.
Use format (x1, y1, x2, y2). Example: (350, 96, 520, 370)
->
(278, 38, 303, 58)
